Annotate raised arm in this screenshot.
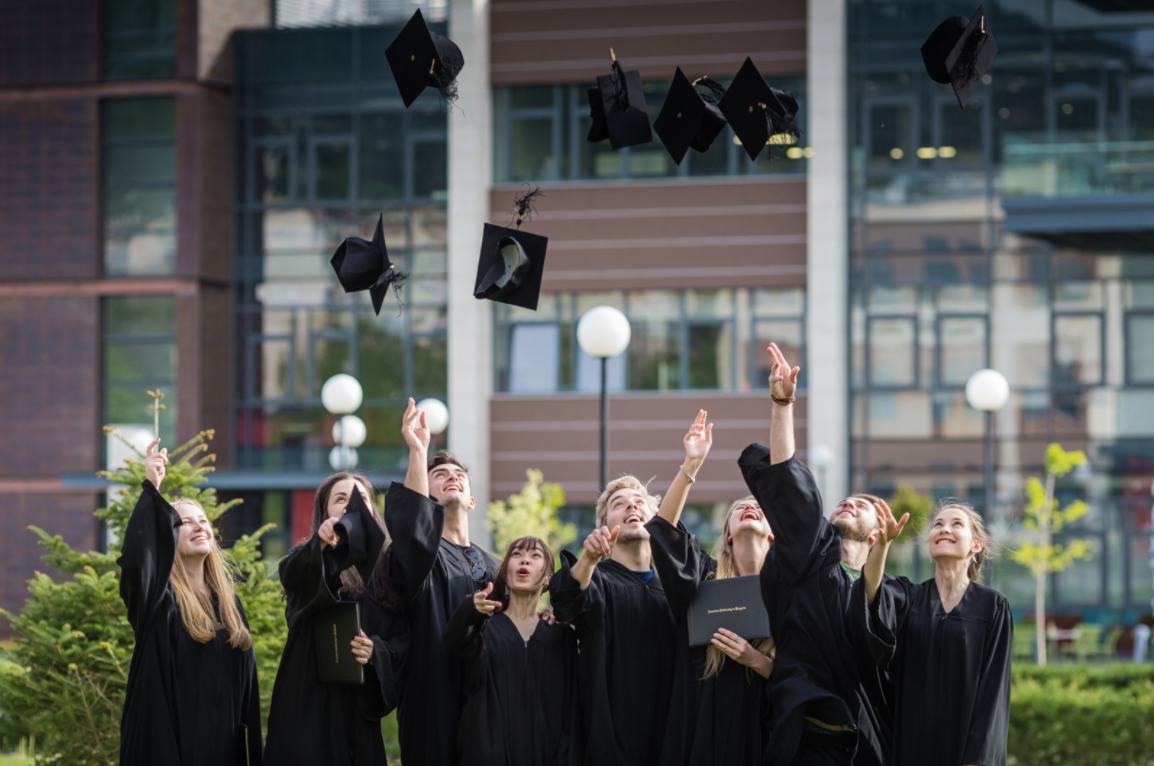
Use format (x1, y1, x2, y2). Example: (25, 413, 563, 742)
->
(566, 525, 620, 591)
(401, 398, 431, 497)
(384, 481, 445, 604)
(656, 410, 713, 527)
(862, 498, 909, 604)
(117, 440, 178, 631)
(767, 342, 799, 465)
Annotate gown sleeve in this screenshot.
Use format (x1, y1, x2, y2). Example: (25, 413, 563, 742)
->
(383, 481, 445, 605)
(443, 594, 491, 694)
(546, 550, 603, 630)
(960, 595, 1013, 766)
(117, 480, 180, 632)
(851, 574, 915, 670)
(738, 447, 827, 586)
(645, 516, 715, 618)
(237, 601, 265, 766)
(278, 535, 342, 630)
(359, 598, 410, 721)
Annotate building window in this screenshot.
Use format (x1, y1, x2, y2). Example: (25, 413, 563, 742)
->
(103, 296, 177, 447)
(1126, 312, 1154, 385)
(103, 0, 177, 80)
(495, 287, 805, 393)
(103, 98, 177, 276)
(493, 77, 807, 183)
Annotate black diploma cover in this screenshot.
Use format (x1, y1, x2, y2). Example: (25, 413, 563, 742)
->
(686, 575, 770, 647)
(313, 601, 364, 684)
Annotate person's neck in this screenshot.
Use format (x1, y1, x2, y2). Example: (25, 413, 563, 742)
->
(182, 554, 211, 599)
(441, 503, 470, 547)
(611, 538, 651, 572)
(731, 532, 769, 577)
(934, 557, 971, 597)
(506, 589, 542, 621)
(839, 537, 871, 570)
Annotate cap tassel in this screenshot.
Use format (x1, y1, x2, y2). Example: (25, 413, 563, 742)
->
(950, 29, 985, 88)
(431, 59, 462, 105)
(759, 102, 801, 160)
(512, 185, 544, 229)
(609, 57, 631, 112)
(692, 76, 728, 104)
(373, 268, 410, 315)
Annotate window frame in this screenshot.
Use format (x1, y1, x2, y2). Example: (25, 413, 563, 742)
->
(935, 313, 989, 389)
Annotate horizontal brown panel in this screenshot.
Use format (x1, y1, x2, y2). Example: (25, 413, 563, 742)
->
(0, 278, 210, 298)
(0, 79, 224, 102)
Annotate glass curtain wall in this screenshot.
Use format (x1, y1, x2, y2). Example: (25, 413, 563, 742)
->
(234, 25, 449, 473)
(849, 0, 1154, 616)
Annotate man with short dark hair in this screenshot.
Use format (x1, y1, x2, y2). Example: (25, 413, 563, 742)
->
(386, 398, 500, 766)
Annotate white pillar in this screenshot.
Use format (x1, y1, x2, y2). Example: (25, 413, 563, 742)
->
(806, 0, 849, 512)
(448, 0, 493, 547)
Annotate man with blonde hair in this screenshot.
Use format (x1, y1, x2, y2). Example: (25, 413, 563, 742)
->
(548, 410, 714, 766)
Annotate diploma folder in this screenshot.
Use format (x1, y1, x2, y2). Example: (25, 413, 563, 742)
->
(686, 575, 771, 647)
(313, 601, 364, 684)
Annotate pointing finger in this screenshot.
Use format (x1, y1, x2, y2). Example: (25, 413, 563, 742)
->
(146, 438, 160, 457)
(704, 423, 713, 442)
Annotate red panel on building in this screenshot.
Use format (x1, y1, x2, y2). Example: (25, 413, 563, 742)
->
(291, 489, 315, 546)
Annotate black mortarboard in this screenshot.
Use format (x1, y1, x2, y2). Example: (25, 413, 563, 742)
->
(653, 68, 729, 165)
(718, 57, 801, 162)
(587, 51, 652, 150)
(330, 214, 407, 315)
(921, 6, 997, 109)
(385, 9, 465, 108)
(330, 488, 386, 583)
(474, 188, 548, 311)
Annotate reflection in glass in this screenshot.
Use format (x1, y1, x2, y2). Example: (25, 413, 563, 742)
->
(512, 118, 555, 181)
(754, 320, 803, 389)
(688, 324, 733, 389)
(509, 325, 561, 392)
(868, 318, 916, 386)
(359, 113, 403, 199)
(1128, 315, 1154, 384)
(314, 143, 350, 199)
(1053, 314, 1102, 385)
(938, 317, 986, 386)
(870, 104, 910, 168)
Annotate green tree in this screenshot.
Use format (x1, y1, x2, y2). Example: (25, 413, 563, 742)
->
(0, 391, 285, 765)
(1010, 443, 1094, 667)
(887, 485, 935, 539)
(487, 470, 577, 561)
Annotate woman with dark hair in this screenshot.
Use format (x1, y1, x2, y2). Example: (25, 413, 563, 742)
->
(264, 472, 409, 766)
(444, 536, 582, 766)
(119, 440, 263, 766)
(857, 500, 1013, 766)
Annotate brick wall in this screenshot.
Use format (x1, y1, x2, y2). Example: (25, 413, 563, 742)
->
(0, 99, 99, 281)
(0, 0, 99, 86)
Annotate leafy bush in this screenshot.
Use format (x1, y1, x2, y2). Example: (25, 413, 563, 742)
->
(487, 470, 576, 558)
(0, 426, 285, 766)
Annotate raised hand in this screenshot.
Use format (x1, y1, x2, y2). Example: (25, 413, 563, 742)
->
(767, 342, 800, 401)
(876, 498, 909, 545)
(351, 629, 374, 665)
(683, 409, 714, 472)
(144, 439, 168, 488)
(582, 525, 620, 564)
(317, 516, 341, 548)
(712, 628, 774, 678)
(401, 398, 431, 454)
(473, 582, 503, 615)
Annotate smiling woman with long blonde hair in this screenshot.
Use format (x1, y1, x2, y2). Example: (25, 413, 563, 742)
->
(117, 440, 262, 766)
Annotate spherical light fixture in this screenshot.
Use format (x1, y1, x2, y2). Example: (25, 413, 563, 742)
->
(329, 446, 359, 470)
(321, 373, 363, 414)
(965, 369, 1010, 412)
(331, 415, 367, 448)
(577, 306, 631, 358)
(416, 398, 450, 435)
(809, 444, 835, 470)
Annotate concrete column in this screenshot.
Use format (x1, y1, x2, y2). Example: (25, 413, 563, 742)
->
(806, 0, 849, 512)
(447, 0, 493, 547)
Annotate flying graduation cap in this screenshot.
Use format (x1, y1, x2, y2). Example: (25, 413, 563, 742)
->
(921, 5, 997, 109)
(718, 57, 800, 162)
(586, 49, 652, 149)
(474, 187, 548, 311)
(329, 487, 386, 583)
(654, 67, 729, 165)
(330, 214, 407, 315)
(385, 9, 465, 108)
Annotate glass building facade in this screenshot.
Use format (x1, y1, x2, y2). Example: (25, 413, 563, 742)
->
(849, 0, 1154, 615)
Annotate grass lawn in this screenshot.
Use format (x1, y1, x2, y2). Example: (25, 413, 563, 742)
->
(0, 755, 32, 766)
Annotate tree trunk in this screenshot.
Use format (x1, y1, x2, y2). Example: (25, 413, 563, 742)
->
(1036, 471, 1056, 666)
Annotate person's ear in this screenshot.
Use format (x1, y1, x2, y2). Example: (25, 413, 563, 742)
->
(868, 529, 881, 545)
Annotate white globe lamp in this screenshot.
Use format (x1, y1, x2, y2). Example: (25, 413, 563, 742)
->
(321, 374, 363, 415)
(331, 415, 367, 448)
(329, 445, 359, 470)
(809, 444, 835, 469)
(965, 369, 1010, 412)
(416, 398, 450, 435)
(577, 306, 631, 358)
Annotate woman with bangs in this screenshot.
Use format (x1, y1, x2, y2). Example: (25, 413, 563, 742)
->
(118, 440, 263, 766)
(444, 536, 582, 766)
(857, 500, 1013, 766)
(645, 411, 776, 766)
(264, 472, 409, 765)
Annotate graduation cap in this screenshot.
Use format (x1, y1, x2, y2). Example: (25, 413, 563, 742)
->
(473, 187, 548, 311)
(653, 68, 729, 165)
(718, 57, 801, 162)
(586, 49, 652, 150)
(330, 487, 386, 583)
(921, 5, 997, 109)
(330, 214, 407, 315)
(385, 9, 465, 108)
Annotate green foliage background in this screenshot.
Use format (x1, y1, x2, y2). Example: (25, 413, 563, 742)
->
(0, 428, 285, 766)
(487, 469, 576, 560)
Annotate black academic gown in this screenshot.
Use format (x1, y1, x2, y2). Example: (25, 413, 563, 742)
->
(444, 596, 583, 766)
(386, 482, 501, 766)
(738, 449, 890, 766)
(645, 516, 772, 766)
(853, 576, 1013, 766)
(547, 550, 678, 766)
(264, 494, 408, 766)
(118, 480, 263, 766)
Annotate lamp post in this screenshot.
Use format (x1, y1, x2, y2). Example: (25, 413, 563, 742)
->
(322, 373, 364, 470)
(577, 306, 631, 491)
(965, 368, 1010, 519)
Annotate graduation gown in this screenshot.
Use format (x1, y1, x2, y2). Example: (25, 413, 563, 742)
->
(385, 482, 501, 766)
(738, 449, 890, 766)
(645, 516, 772, 766)
(117, 480, 263, 766)
(444, 597, 582, 766)
(546, 550, 678, 766)
(264, 492, 408, 766)
(853, 576, 1013, 766)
